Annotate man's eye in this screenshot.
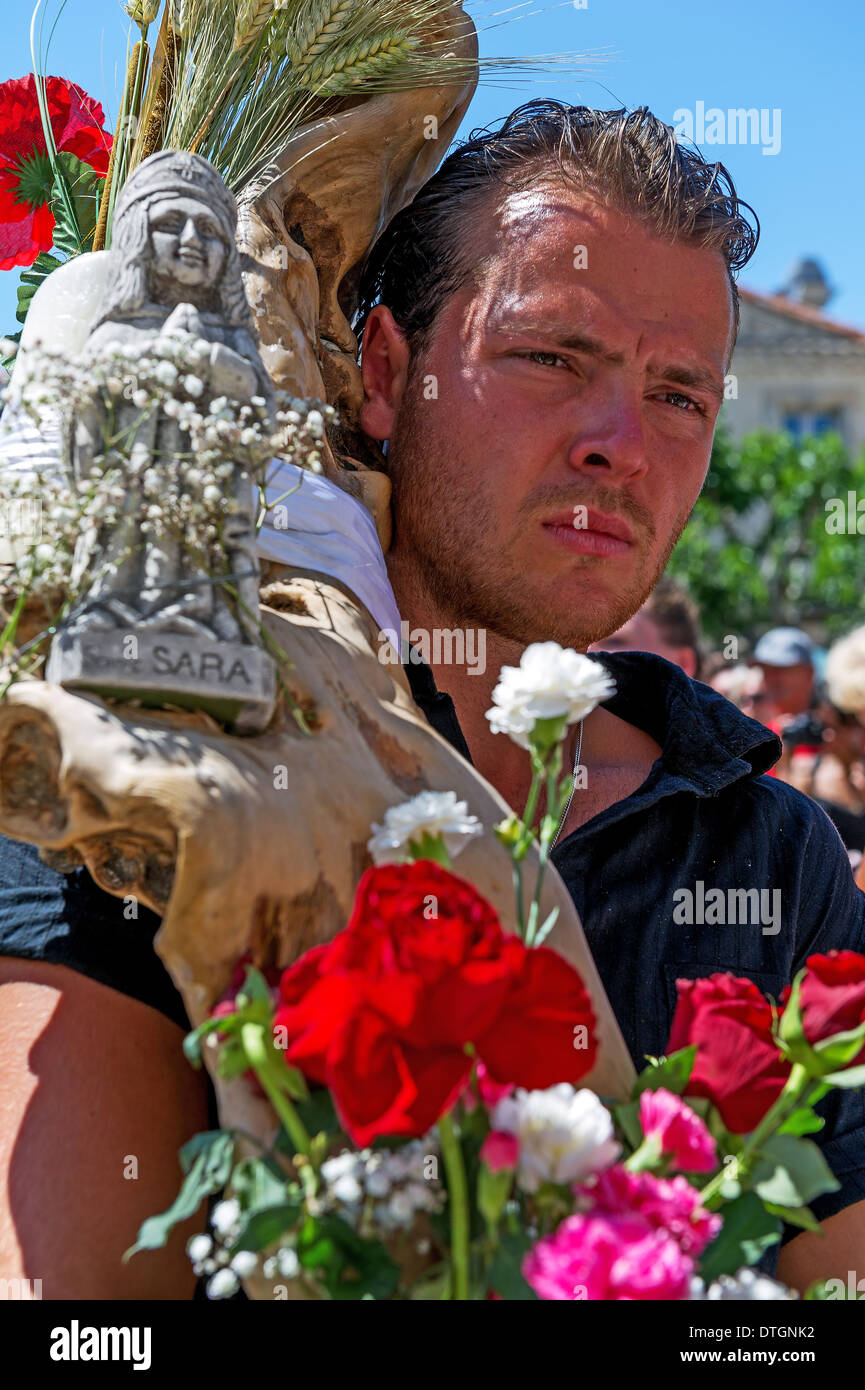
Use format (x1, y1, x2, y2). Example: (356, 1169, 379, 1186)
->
(660, 390, 704, 414)
(517, 350, 570, 369)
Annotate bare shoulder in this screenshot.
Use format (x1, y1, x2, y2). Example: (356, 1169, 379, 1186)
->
(0, 958, 211, 1299)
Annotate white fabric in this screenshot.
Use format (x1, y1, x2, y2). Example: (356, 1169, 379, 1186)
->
(0, 407, 402, 638)
(256, 456, 401, 635)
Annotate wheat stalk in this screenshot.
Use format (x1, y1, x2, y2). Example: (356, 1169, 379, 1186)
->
(295, 30, 418, 89)
(232, 0, 275, 51)
(287, 0, 358, 68)
(170, 0, 198, 39)
(144, 1, 601, 194)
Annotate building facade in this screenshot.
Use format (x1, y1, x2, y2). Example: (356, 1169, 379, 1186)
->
(726, 260, 865, 453)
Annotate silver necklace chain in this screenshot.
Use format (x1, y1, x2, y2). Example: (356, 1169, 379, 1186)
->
(550, 718, 584, 850)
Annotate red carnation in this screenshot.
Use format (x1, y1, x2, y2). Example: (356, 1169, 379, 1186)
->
(273, 861, 598, 1146)
(666, 973, 790, 1133)
(0, 74, 112, 271)
(796, 951, 865, 1067)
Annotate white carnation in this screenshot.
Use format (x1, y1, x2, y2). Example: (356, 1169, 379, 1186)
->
(367, 790, 483, 864)
(491, 1084, 620, 1193)
(486, 643, 615, 750)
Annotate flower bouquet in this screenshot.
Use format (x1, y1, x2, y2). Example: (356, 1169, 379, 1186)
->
(125, 646, 865, 1300)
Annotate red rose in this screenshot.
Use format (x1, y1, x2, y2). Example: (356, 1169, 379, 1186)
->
(273, 861, 597, 1145)
(0, 74, 112, 271)
(666, 974, 790, 1133)
(797, 951, 865, 1067)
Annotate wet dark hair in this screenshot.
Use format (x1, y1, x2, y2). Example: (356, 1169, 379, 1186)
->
(355, 99, 759, 355)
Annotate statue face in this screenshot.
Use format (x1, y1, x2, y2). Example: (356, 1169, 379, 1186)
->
(147, 195, 229, 291)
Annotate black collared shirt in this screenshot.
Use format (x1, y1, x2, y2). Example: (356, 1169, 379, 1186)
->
(405, 648, 865, 1233)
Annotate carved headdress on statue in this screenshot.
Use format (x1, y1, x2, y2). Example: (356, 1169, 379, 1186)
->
(95, 150, 254, 333)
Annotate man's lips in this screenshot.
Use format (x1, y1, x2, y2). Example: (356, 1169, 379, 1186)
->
(542, 507, 635, 556)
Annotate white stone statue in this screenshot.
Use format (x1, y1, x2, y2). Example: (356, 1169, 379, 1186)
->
(45, 151, 279, 732)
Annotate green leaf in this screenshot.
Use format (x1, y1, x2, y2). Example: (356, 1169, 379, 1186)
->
(236, 963, 274, 1009)
(15, 251, 63, 325)
(805, 1277, 860, 1300)
(613, 1099, 644, 1149)
(297, 1213, 399, 1301)
(9, 148, 55, 209)
(477, 1163, 513, 1228)
(230, 1155, 291, 1212)
(698, 1191, 781, 1282)
(406, 830, 451, 867)
(751, 1135, 840, 1208)
(763, 1201, 821, 1232)
(233, 1202, 300, 1253)
(488, 1231, 538, 1300)
(632, 1046, 697, 1098)
(179, 1128, 233, 1176)
(532, 906, 560, 947)
(123, 1129, 235, 1260)
(816, 1063, 865, 1088)
(814, 1019, 865, 1054)
(778, 968, 807, 1050)
(291, 1087, 343, 1143)
(182, 1013, 228, 1068)
(777, 1105, 825, 1137)
(52, 152, 102, 257)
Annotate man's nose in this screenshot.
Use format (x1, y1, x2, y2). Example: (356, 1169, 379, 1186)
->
(564, 385, 648, 482)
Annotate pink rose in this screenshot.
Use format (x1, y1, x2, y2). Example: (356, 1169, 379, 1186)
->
(579, 1166, 720, 1258)
(480, 1130, 520, 1172)
(638, 1087, 718, 1173)
(523, 1213, 694, 1301)
(523, 1163, 720, 1300)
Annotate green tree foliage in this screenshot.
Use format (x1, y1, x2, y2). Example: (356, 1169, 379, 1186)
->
(667, 425, 865, 646)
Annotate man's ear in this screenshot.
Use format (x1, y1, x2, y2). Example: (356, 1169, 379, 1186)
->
(359, 305, 412, 441)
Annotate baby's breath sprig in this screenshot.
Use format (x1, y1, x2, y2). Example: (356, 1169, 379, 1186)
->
(0, 337, 336, 689)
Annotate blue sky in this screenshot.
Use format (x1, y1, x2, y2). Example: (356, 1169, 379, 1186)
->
(2, 0, 863, 333)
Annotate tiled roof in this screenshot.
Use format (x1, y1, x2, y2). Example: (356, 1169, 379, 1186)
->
(738, 287, 865, 344)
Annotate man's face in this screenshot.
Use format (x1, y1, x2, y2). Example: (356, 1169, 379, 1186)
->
(590, 610, 697, 677)
(148, 196, 227, 291)
(370, 185, 734, 650)
(756, 662, 814, 717)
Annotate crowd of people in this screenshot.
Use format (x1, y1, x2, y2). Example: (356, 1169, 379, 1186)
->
(591, 581, 865, 876)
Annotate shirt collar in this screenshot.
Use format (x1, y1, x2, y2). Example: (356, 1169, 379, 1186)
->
(404, 645, 780, 796)
(587, 649, 781, 794)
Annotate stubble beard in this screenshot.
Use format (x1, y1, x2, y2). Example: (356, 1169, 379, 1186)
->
(385, 364, 691, 652)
